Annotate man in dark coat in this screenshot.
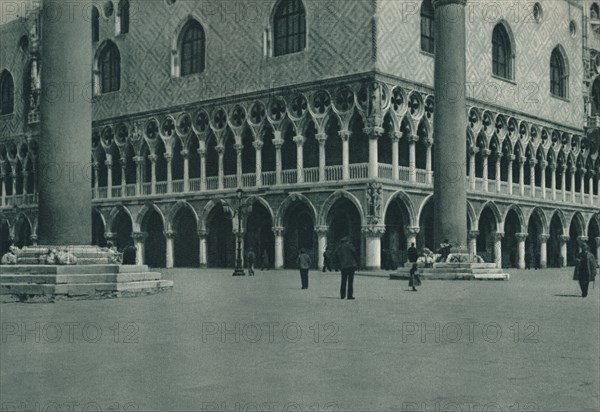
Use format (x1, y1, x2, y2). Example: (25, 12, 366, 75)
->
(122, 241, 137, 265)
(335, 237, 359, 300)
(407, 243, 418, 264)
(574, 242, 597, 298)
(247, 249, 256, 276)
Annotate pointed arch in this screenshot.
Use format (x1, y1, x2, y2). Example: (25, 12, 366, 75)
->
(167, 200, 199, 230)
(528, 207, 548, 234)
(503, 204, 526, 232)
(136, 202, 166, 229)
(318, 190, 365, 227)
(478, 201, 503, 229)
(549, 209, 568, 234)
(570, 211, 586, 237)
(275, 193, 317, 227)
(382, 191, 417, 227)
(246, 196, 276, 226)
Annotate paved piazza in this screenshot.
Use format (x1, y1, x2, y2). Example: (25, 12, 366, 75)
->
(0, 269, 598, 412)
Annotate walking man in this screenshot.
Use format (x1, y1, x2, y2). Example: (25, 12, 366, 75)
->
(335, 237, 359, 300)
(574, 242, 597, 298)
(322, 245, 333, 272)
(247, 249, 256, 276)
(297, 248, 311, 289)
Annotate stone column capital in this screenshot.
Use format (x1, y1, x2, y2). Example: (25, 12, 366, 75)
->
(507, 155, 515, 162)
(469, 147, 479, 156)
(529, 159, 538, 167)
(580, 168, 587, 175)
(404, 226, 421, 236)
(549, 163, 557, 171)
(293, 135, 305, 146)
(539, 160, 547, 168)
(362, 225, 386, 238)
(363, 127, 384, 138)
(164, 230, 176, 239)
(518, 156, 527, 164)
(180, 149, 189, 158)
(338, 130, 351, 141)
(578, 236, 589, 242)
(494, 232, 504, 241)
(391, 131, 402, 143)
(468, 230, 480, 240)
(104, 232, 114, 240)
(197, 148, 207, 156)
(272, 139, 284, 149)
(559, 164, 567, 173)
(272, 226, 284, 237)
(515, 233, 528, 242)
(132, 232, 148, 243)
(423, 137, 433, 147)
(538, 234, 550, 243)
(197, 228, 207, 238)
(164, 153, 173, 162)
(133, 156, 145, 164)
(215, 145, 225, 155)
(316, 133, 327, 144)
(407, 135, 420, 144)
(233, 143, 244, 152)
(481, 149, 491, 157)
(252, 140, 264, 151)
(314, 225, 328, 236)
(148, 154, 158, 163)
(559, 235, 570, 244)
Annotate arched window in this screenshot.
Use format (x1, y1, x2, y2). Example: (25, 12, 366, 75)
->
(273, 0, 306, 57)
(420, 0, 435, 54)
(180, 20, 206, 76)
(117, 0, 130, 35)
(492, 24, 513, 80)
(550, 47, 567, 98)
(592, 3, 600, 19)
(0, 70, 14, 115)
(99, 43, 121, 93)
(92, 6, 100, 42)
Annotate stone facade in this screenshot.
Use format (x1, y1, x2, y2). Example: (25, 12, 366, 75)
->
(0, 0, 598, 270)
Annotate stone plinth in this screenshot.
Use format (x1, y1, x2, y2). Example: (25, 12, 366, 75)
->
(390, 255, 510, 281)
(1, 246, 173, 303)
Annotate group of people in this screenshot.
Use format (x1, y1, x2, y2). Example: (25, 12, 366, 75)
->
(296, 237, 359, 299)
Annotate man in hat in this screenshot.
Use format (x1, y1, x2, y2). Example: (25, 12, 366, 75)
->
(335, 237, 359, 300)
(574, 241, 597, 298)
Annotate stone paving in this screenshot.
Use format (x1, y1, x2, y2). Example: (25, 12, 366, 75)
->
(0, 268, 598, 412)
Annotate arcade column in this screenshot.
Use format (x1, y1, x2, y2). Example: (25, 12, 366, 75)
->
(165, 230, 175, 269)
(494, 232, 503, 269)
(363, 225, 385, 271)
(516, 233, 527, 269)
(315, 226, 328, 269)
(559, 235, 569, 268)
(433, 0, 468, 251)
(273, 226, 284, 269)
(132, 232, 147, 265)
(539, 234, 549, 269)
(38, 0, 92, 245)
(198, 229, 208, 268)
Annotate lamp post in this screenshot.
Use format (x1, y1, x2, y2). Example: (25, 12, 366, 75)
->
(232, 188, 247, 276)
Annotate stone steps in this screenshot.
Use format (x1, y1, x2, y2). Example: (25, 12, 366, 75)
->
(1, 272, 161, 284)
(1, 264, 173, 303)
